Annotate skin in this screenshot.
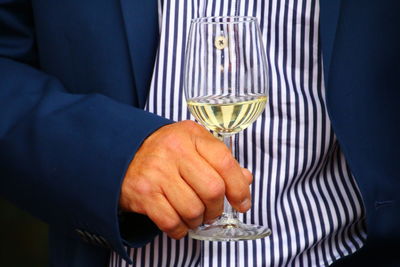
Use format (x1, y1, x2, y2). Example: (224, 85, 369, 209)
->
(119, 120, 253, 239)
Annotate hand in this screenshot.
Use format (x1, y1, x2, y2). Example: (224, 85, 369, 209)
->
(119, 120, 253, 239)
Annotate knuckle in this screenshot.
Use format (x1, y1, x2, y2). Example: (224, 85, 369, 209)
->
(159, 217, 182, 233)
(219, 149, 236, 170)
(229, 188, 248, 203)
(136, 154, 172, 179)
(132, 177, 154, 195)
(246, 172, 253, 184)
(184, 205, 205, 221)
(163, 133, 185, 153)
(181, 120, 204, 134)
(242, 168, 253, 182)
(205, 179, 225, 202)
(170, 228, 188, 240)
(130, 167, 163, 196)
(180, 120, 197, 128)
(144, 158, 167, 176)
(164, 133, 179, 146)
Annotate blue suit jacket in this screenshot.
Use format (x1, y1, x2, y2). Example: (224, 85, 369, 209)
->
(0, 0, 398, 266)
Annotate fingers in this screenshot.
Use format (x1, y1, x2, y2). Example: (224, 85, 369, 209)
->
(162, 172, 205, 229)
(178, 155, 225, 222)
(194, 136, 252, 212)
(241, 167, 253, 184)
(123, 164, 206, 239)
(119, 120, 254, 240)
(145, 193, 189, 239)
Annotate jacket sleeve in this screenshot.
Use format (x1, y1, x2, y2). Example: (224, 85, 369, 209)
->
(0, 0, 169, 261)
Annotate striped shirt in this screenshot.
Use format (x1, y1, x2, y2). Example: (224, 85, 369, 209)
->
(110, 0, 367, 266)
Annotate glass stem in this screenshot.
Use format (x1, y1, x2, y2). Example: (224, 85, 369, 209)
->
(222, 135, 239, 221)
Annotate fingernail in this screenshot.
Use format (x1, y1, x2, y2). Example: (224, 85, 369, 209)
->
(240, 198, 251, 211)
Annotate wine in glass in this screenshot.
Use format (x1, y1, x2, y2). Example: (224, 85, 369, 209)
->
(184, 16, 271, 241)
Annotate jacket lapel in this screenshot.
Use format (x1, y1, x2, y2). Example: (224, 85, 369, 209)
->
(119, 0, 159, 107)
(319, 0, 342, 86)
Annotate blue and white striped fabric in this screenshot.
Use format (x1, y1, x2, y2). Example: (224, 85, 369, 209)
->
(110, 0, 366, 266)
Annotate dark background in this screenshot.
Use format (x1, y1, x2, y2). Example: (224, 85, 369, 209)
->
(0, 198, 48, 266)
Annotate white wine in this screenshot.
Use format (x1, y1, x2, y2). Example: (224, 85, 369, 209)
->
(187, 95, 267, 135)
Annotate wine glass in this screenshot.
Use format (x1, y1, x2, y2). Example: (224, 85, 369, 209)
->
(184, 16, 271, 241)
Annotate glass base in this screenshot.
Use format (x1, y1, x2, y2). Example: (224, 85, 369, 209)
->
(189, 215, 271, 241)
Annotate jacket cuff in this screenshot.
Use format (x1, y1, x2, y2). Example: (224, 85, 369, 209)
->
(69, 99, 172, 262)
